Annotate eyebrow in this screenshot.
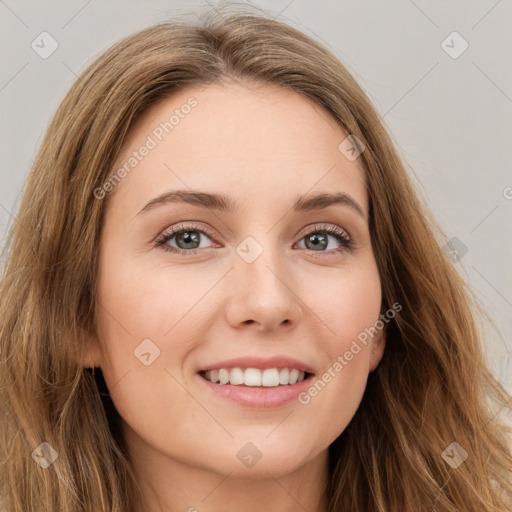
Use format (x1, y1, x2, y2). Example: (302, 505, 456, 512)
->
(136, 189, 366, 219)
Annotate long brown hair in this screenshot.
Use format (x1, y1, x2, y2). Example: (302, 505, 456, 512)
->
(1, 4, 511, 511)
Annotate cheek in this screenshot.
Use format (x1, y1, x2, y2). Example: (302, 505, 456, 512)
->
(303, 258, 381, 353)
(296, 261, 381, 433)
(93, 252, 222, 434)
(95, 248, 210, 359)
(93, 268, 207, 454)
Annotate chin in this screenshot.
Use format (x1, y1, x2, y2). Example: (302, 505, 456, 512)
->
(192, 435, 318, 479)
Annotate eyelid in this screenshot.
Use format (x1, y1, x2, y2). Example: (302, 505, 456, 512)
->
(158, 221, 216, 240)
(296, 222, 351, 241)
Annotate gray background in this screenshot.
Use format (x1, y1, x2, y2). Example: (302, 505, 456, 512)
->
(1, 1, 511, 403)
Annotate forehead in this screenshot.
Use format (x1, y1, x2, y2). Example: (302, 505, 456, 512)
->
(106, 80, 368, 218)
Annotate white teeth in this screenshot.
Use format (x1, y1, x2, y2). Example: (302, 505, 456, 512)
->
(261, 369, 279, 387)
(244, 368, 261, 386)
(202, 367, 308, 387)
(218, 368, 230, 385)
(229, 367, 244, 385)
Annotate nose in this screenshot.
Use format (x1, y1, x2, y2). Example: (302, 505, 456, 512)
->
(224, 243, 302, 333)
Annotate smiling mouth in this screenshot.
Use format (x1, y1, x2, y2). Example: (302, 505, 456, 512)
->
(199, 367, 313, 387)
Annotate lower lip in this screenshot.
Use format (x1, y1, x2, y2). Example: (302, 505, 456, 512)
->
(196, 373, 313, 409)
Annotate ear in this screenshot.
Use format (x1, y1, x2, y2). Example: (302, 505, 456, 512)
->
(369, 323, 386, 372)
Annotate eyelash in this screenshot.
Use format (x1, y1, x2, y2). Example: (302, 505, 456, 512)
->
(155, 222, 353, 258)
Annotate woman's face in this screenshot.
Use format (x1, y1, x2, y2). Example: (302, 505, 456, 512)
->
(86, 80, 385, 480)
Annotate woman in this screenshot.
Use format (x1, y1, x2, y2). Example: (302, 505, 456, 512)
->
(1, 5, 511, 511)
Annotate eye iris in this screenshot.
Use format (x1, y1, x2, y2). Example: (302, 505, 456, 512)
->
(305, 233, 327, 251)
(176, 230, 200, 249)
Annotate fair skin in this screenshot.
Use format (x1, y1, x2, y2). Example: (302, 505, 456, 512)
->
(84, 80, 386, 512)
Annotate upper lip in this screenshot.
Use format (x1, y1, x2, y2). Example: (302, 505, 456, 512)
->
(198, 356, 315, 374)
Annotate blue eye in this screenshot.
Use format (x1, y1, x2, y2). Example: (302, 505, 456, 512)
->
(296, 224, 353, 256)
(156, 223, 217, 255)
(156, 222, 353, 257)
